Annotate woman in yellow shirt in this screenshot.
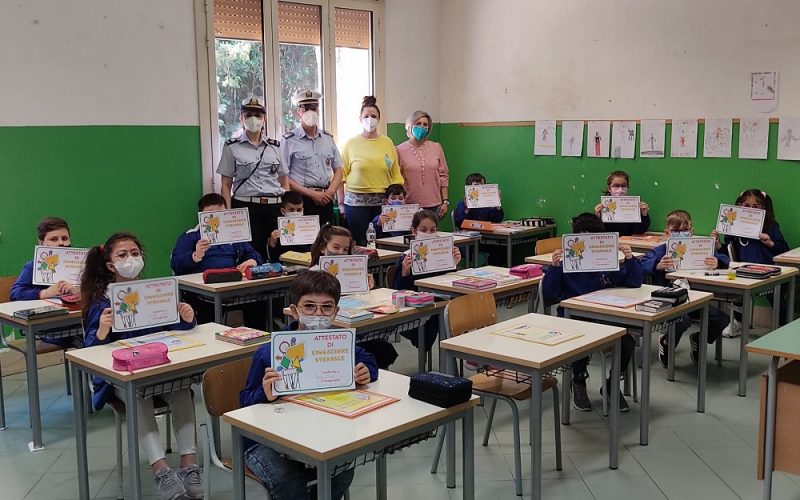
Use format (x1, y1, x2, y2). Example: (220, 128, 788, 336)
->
(337, 96, 404, 245)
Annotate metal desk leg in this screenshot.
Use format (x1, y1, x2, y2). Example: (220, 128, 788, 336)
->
(530, 369, 543, 500)
(698, 304, 709, 413)
(232, 427, 245, 500)
(25, 326, 44, 451)
(0, 357, 5, 430)
(214, 295, 224, 324)
(462, 408, 475, 500)
(473, 241, 480, 267)
(317, 460, 332, 500)
(438, 312, 447, 372)
(771, 284, 782, 329)
(376, 454, 388, 500)
(72, 363, 90, 499)
(739, 290, 753, 397)
(788, 278, 796, 323)
(609, 339, 620, 469)
(640, 322, 652, 445)
(445, 351, 456, 488)
(267, 299, 274, 331)
(561, 366, 571, 425)
(417, 323, 426, 374)
(763, 356, 779, 500)
(125, 382, 142, 500)
(506, 235, 513, 268)
(667, 323, 676, 382)
(378, 265, 386, 288)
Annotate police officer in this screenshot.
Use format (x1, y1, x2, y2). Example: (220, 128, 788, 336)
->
(281, 89, 343, 227)
(217, 96, 289, 261)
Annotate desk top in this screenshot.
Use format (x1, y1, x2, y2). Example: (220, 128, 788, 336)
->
(746, 319, 800, 360)
(480, 223, 556, 236)
(667, 263, 799, 290)
(279, 249, 401, 267)
(176, 272, 295, 293)
(223, 370, 479, 461)
(560, 284, 713, 322)
(440, 313, 626, 370)
(376, 231, 480, 249)
(0, 299, 82, 327)
(619, 233, 667, 250)
(525, 251, 643, 267)
(65, 322, 261, 382)
(774, 248, 800, 267)
(414, 266, 541, 294)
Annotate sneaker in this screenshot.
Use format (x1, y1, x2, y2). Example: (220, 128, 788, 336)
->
(722, 318, 742, 338)
(178, 464, 204, 499)
(658, 334, 669, 369)
(689, 333, 700, 366)
(571, 378, 592, 412)
(601, 379, 630, 413)
(154, 467, 187, 500)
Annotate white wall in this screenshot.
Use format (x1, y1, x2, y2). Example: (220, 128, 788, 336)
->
(0, 0, 199, 126)
(385, 0, 442, 123)
(439, 0, 800, 123)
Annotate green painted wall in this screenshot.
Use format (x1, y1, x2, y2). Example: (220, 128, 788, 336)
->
(389, 122, 799, 246)
(0, 126, 202, 279)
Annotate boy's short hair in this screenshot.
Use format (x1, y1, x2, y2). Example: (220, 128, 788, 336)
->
(197, 193, 227, 211)
(465, 173, 486, 185)
(571, 212, 604, 233)
(666, 210, 692, 228)
(282, 191, 304, 207)
(385, 184, 406, 198)
(290, 270, 341, 304)
(37, 217, 70, 240)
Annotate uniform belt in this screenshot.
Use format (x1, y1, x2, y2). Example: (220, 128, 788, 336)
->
(234, 195, 283, 205)
(308, 186, 329, 192)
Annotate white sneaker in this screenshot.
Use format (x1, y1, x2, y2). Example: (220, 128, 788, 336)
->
(722, 318, 742, 338)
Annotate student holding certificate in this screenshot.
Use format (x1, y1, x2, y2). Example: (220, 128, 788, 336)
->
(593, 170, 651, 236)
(81, 233, 202, 500)
(240, 271, 378, 500)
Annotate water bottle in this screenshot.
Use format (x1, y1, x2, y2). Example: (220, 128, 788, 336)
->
(366, 223, 377, 248)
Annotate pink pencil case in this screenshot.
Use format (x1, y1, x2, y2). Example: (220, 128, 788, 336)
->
(112, 342, 170, 373)
(510, 264, 543, 279)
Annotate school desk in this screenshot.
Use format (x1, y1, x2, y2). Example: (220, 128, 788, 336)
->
(278, 248, 402, 287)
(475, 223, 557, 267)
(774, 249, 800, 317)
(525, 250, 644, 267)
(618, 232, 667, 252)
(225, 370, 479, 500)
(440, 313, 625, 500)
(375, 231, 481, 268)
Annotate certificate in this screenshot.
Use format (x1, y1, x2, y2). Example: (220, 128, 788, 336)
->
(491, 323, 584, 346)
(715, 204, 766, 239)
(665, 237, 715, 270)
(31, 246, 90, 286)
(410, 236, 456, 275)
(285, 390, 399, 418)
(319, 255, 369, 294)
(198, 208, 252, 246)
(117, 331, 204, 351)
(600, 196, 641, 223)
(108, 277, 180, 332)
(271, 329, 356, 396)
(278, 215, 320, 246)
(562, 233, 619, 273)
(464, 184, 501, 209)
(380, 204, 419, 232)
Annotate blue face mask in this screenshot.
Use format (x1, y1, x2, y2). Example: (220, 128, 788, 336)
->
(670, 231, 691, 238)
(387, 200, 404, 206)
(411, 125, 428, 141)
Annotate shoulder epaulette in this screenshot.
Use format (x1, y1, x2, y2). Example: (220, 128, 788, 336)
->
(267, 138, 280, 147)
(224, 137, 238, 145)
(283, 131, 295, 139)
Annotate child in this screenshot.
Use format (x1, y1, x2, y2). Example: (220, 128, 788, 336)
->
(81, 233, 202, 500)
(392, 210, 462, 352)
(240, 271, 378, 500)
(594, 170, 651, 236)
(267, 190, 310, 262)
(714, 189, 790, 336)
(171, 193, 265, 329)
(11, 217, 81, 301)
(371, 183, 410, 238)
(453, 173, 504, 265)
(641, 210, 730, 368)
(542, 213, 643, 412)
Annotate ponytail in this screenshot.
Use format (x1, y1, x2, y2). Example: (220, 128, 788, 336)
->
(80, 232, 144, 321)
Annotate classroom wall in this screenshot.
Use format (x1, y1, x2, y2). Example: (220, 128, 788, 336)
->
(0, 0, 202, 277)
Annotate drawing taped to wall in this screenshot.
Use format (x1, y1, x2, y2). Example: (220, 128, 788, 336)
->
(533, 120, 556, 156)
(639, 119, 665, 158)
(586, 121, 610, 158)
(702, 118, 732, 158)
(777, 117, 800, 161)
(670, 119, 698, 158)
(561, 120, 584, 157)
(738, 117, 769, 160)
(611, 121, 636, 159)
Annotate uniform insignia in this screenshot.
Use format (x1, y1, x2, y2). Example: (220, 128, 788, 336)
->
(283, 131, 295, 139)
(224, 137, 238, 145)
(267, 138, 280, 147)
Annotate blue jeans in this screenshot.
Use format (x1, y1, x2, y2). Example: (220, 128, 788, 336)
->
(344, 204, 382, 246)
(244, 443, 353, 500)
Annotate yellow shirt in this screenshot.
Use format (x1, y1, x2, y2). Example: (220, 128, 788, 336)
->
(341, 135, 404, 193)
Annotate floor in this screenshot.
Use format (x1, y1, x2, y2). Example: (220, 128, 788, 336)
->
(2, 305, 800, 500)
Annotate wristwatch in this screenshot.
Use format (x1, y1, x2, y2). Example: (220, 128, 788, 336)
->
(442, 199, 450, 205)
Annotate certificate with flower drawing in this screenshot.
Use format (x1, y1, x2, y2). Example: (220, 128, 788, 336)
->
(198, 209, 252, 246)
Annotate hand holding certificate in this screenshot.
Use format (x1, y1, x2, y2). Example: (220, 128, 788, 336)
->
(561, 233, 620, 273)
(410, 236, 456, 275)
(271, 329, 356, 396)
(319, 255, 369, 294)
(198, 208, 252, 245)
(665, 237, 715, 270)
(278, 215, 320, 245)
(108, 278, 180, 332)
(32, 246, 89, 286)
(600, 196, 641, 223)
(380, 204, 419, 232)
(464, 184, 501, 209)
(715, 204, 765, 239)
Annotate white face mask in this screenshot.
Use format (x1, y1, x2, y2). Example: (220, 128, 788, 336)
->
(301, 110, 319, 128)
(415, 231, 436, 240)
(361, 117, 378, 133)
(244, 116, 263, 133)
(298, 314, 333, 330)
(284, 211, 303, 218)
(114, 256, 144, 279)
(610, 186, 628, 196)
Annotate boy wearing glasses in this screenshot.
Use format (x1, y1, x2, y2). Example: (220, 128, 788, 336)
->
(282, 89, 343, 227)
(239, 270, 378, 500)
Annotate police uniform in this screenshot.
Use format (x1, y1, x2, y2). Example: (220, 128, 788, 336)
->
(216, 97, 288, 260)
(281, 89, 342, 226)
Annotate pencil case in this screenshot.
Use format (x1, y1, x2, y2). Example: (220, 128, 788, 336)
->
(408, 372, 473, 407)
(510, 264, 543, 279)
(245, 263, 284, 280)
(112, 342, 170, 374)
(202, 268, 242, 284)
(392, 291, 434, 307)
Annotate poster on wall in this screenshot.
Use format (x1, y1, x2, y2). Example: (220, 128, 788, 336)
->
(738, 117, 769, 160)
(670, 119, 698, 158)
(702, 118, 732, 158)
(586, 121, 610, 158)
(611, 121, 636, 159)
(639, 120, 665, 158)
(777, 118, 800, 161)
(561, 120, 584, 157)
(533, 120, 556, 156)
(750, 71, 778, 113)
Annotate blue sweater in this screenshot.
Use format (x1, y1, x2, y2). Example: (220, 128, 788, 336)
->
(721, 223, 789, 265)
(170, 227, 263, 274)
(83, 295, 196, 410)
(10, 260, 45, 301)
(542, 257, 644, 314)
(641, 243, 730, 286)
(603, 214, 651, 237)
(453, 200, 504, 229)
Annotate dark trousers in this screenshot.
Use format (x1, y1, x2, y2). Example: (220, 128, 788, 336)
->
(674, 306, 728, 345)
(572, 334, 635, 381)
(184, 292, 267, 331)
(232, 199, 282, 262)
(302, 195, 334, 228)
(344, 204, 381, 246)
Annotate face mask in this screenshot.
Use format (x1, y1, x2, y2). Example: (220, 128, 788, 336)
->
(411, 125, 428, 141)
(298, 313, 333, 330)
(114, 256, 144, 279)
(387, 200, 404, 206)
(670, 231, 691, 238)
(415, 231, 436, 240)
(324, 250, 347, 257)
(284, 211, 303, 217)
(609, 186, 628, 196)
(244, 116, 263, 133)
(301, 110, 319, 128)
(361, 117, 378, 133)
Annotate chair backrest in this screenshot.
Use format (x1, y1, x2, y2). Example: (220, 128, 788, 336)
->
(202, 357, 253, 418)
(0, 275, 17, 302)
(444, 292, 497, 338)
(535, 237, 561, 256)
(386, 265, 397, 289)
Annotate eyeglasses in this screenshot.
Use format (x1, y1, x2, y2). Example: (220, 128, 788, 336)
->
(297, 302, 336, 316)
(113, 249, 142, 259)
(610, 183, 628, 188)
(741, 203, 762, 209)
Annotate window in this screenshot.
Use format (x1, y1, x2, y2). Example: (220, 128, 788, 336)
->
(334, 7, 373, 143)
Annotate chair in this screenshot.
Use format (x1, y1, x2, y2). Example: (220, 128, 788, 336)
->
(386, 265, 397, 290)
(430, 292, 562, 497)
(534, 237, 562, 256)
